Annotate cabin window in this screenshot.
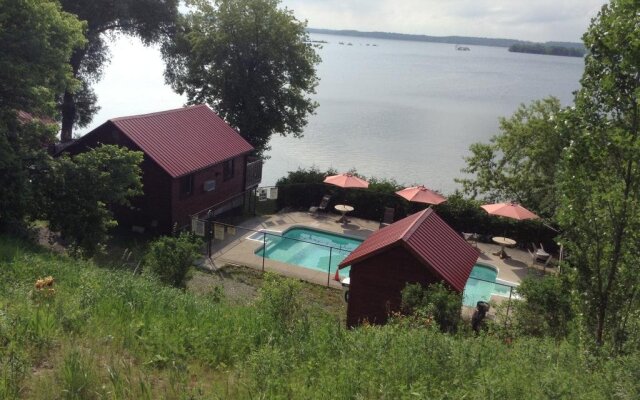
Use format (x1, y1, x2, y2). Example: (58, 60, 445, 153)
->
(223, 159, 235, 181)
(204, 179, 216, 192)
(180, 174, 194, 196)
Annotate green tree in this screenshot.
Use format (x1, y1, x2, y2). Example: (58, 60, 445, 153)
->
(39, 145, 143, 256)
(457, 97, 571, 218)
(162, 0, 320, 157)
(0, 0, 85, 231)
(511, 275, 574, 338)
(144, 232, 202, 288)
(557, 0, 640, 349)
(58, 0, 179, 141)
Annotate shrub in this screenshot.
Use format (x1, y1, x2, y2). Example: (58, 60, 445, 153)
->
(401, 282, 463, 333)
(274, 168, 557, 248)
(40, 145, 143, 257)
(512, 274, 574, 337)
(143, 233, 202, 288)
(275, 166, 336, 186)
(256, 273, 306, 334)
(276, 167, 407, 221)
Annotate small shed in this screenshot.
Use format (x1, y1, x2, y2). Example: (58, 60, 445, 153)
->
(339, 208, 479, 327)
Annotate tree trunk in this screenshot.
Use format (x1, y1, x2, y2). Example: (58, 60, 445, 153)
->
(60, 48, 85, 143)
(60, 90, 76, 143)
(595, 102, 639, 346)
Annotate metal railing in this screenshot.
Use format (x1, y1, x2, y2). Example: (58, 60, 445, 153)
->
(245, 159, 263, 189)
(463, 277, 516, 324)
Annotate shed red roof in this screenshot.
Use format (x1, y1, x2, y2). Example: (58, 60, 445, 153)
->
(108, 104, 253, 178)
(339, 209, 479, 292)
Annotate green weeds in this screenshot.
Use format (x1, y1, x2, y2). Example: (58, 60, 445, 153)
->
(0, 235, 638, 398)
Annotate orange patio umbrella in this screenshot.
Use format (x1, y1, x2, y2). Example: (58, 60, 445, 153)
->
(323, 173, 369, 189)
(481, 202, 539, 221)
(395, 185, 447, 205)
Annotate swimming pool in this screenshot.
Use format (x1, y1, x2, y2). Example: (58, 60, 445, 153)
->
(254, 227, 363, 276)
(462, 263, 516, 307)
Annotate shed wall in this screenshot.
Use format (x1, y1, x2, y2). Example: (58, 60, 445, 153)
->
(347, 245, 439, 327)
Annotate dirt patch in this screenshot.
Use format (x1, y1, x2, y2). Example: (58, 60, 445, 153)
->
(188, 264, 347, 319)
(36, 226, 66, 254)
(188, 267, 260, 305)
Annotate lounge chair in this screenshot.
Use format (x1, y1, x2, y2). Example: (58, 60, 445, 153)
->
(379, 207, 395, 228)
(528, 247, 553, 275)
(309, 194, 331, 214)
(532, 243, 550, 262)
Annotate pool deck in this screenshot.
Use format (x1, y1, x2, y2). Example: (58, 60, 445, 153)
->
(202, 210, 557, 295)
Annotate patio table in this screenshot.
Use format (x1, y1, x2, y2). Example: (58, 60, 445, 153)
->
(492, 236, 516, 259)
(334, 204, 354, 224)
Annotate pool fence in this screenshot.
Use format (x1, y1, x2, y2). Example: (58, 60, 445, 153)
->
(191, 217, 355, 287)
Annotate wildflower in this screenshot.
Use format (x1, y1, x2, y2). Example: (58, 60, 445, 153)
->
(35, 276, 55, 289)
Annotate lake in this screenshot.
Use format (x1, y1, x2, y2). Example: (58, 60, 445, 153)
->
(87, 33, 584, 194)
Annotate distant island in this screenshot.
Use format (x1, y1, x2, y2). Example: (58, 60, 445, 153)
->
(306, 28, 586, 54)
(508, 43, 585, 57)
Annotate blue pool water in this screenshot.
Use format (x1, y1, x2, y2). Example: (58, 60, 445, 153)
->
(255, 228, 363, 276)
(462, 264, 513, 307)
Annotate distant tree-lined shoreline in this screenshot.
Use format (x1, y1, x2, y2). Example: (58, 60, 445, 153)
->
(307, 27, 585, 50)
(508, 43, 585, 57)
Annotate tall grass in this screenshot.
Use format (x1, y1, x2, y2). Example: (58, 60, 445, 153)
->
(0, 234, 639, 399)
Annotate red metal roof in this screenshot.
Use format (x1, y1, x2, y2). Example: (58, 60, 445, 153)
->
(16, 110, 56, 125)
(108, 105, 254, 178)
(339, 209, 479, 292)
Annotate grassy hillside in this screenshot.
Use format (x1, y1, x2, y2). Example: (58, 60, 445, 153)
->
(0, 235, 638, 399)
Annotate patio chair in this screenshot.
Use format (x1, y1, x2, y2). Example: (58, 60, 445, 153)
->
(528, 247, 554, 275)
(463, 232, 480, 248)
(379, 207, 395, 228)
(532, 243, 550, 263)
(309, 194, 331, 214)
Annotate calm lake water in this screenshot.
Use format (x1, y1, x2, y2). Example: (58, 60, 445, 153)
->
(87, 33, 584, 194)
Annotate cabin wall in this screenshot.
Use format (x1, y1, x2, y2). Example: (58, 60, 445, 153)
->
(170, 154, 248, 228)
(346, 245, 439, 327)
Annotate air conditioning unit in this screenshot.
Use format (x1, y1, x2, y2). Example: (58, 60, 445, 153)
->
(267, 187, 278, 200)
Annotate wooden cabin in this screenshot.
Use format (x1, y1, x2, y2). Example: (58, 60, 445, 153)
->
(60, 105, 262, 233)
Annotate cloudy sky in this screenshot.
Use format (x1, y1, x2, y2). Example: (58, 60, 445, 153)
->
(281, 0, 608, 42)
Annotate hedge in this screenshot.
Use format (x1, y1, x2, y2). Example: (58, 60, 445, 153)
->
(275, 168, 559, 252)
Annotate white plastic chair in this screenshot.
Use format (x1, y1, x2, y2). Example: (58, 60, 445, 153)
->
(532, 243, 550, 262)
